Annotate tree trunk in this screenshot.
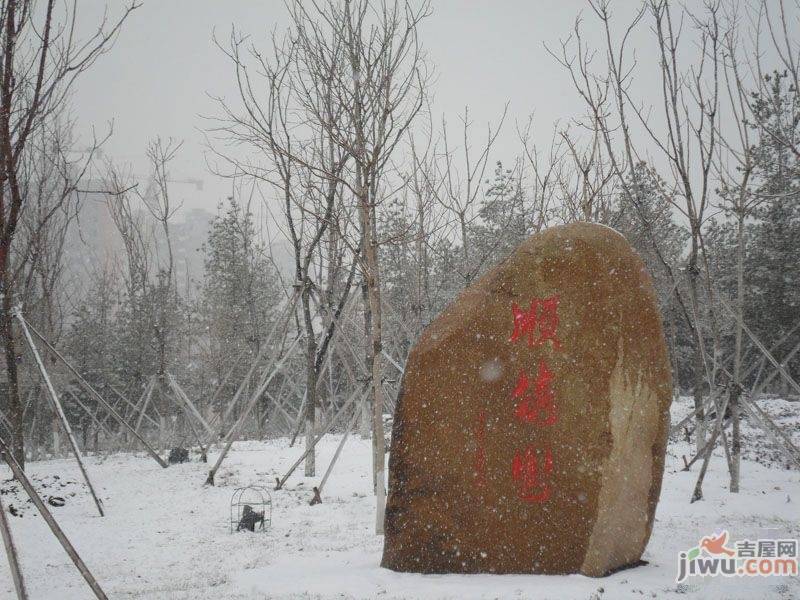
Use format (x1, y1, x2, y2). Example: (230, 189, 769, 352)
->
(730, 213, 745, 492)
(364, 236, 386, 535)
(355, 162, 386, 533)
(668, 304, 680, 402)
(359, 279, 372, 439)
(357, 176, 387, 533)
(302, 283, 318, 477)
(0, 293, 23, 469)
(687, 237, 706, 454)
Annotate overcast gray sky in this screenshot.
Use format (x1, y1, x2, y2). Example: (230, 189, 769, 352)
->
(70, 2, 669, 212)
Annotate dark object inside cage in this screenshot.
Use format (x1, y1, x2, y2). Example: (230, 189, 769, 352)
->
(230, 486, 272, 533)
(168, 447, 189, 464)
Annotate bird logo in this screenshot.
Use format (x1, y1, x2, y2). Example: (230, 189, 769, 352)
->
(699, 531, 736, 557)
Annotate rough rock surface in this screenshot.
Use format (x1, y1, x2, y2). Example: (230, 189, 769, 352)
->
(381, 222, 673, 576)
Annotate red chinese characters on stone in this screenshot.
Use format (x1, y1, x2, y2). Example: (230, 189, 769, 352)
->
(509, 295, 562, 350)
(506, 294, 562, 503)
(511, 445, 553, 503)
(512, 361, 557, 426)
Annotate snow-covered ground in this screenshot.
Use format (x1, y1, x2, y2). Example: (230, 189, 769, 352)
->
(1, 397, 798, 599)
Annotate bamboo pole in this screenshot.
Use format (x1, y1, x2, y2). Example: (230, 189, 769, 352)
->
(163, 378, 208, 459)
(265, 400, 295, 436)
(202, 345, 250, 425)
(212, 340, 271, 437)
(281, 366, 314, 419)
(288, 389, 308, 448)
(0, 489, 27, 599)
(65, 391, 115, 439)
(20, 316, 166, 468)
(19, 386, 38, 425)
(167, 374, 215, 438)
(0, 408, 14, 434)
(205, 334, 303, 485)
(0, 439, 108, 600)
(697, 332, 800, 476)
(13, 309, 105, 516)
(311, 408, 360, 504)
(750, 338, 800, 399)
(691, 390, 733, 502)
(124, 381, 150, 449)
(275, 386, 363, 490)
(741, 396, 800, 468)
(683, 416, 730, 471)
(748, 323, 800, 394)
(380, 349, 404, 375)
(720, 298, 800, 397)
(669, 391, 719, 437)
(262, 389, 296, 430)
(669, 331, 800, 438)
(209, 292, 302, 440)
(134, 377, 156, 435)
(258, 376, 292, 434)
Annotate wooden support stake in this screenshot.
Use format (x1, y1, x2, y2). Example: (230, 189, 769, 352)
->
(213, 341, 272, 437)
(167, 374, 215, 438)
(720, 297, 800, 397)
(262, 390, 296, 431)
(750, 338, 800, 399)
(65, 391, 115, 439)
(311, 407, 360, 505)
(0, 489, 27, 599)
(683, 416, 731, 471)
(13, 309, 106, 516)
(163, 378, 208, 460)
(669, 391, 719, 437)
(0, 440, 108, 600)
(380, 349, 404, 375)
(202, 346, 250, 430)
(703, 335, 800, 472)
(741, 397, 800, 469)
(20, 316, 166, 468)
(208, 292, 301, 442)
(206, 334, 303, 485)
(275, 387, 362, 491)
(690, 391, 732, 503)
(669, 329, 799, 439)
(134, 377, 156, 435)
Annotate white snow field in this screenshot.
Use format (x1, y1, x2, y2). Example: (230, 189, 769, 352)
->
(1, 397, 798, 600)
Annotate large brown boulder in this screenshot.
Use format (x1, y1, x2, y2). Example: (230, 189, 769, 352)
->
(381, 222, 672, 576)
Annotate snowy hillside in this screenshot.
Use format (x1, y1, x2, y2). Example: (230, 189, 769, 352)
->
(1, 397, 798, 600)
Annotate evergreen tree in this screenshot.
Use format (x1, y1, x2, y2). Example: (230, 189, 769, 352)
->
(746, 71, 800, 357)
(200, 198, 279, 414)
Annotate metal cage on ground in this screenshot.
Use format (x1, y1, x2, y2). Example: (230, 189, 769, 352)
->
(230, 486, 272, 533)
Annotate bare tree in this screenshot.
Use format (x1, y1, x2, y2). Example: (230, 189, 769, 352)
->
(556, 120, 617, 223)
(140, 137, 182, 430)
(103, 160, 152, 400)
(333, 0, 430, 532)
(210, 0, 430, 531)
(432, 106, 507, 284)
(712, 0, 797, 492)
(208, 13, 357, 476)
(12, 117, 91, 457)
(516, 116, 563, 232)
(551, 0, 725, 455)
(0, 0, 138, 466)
